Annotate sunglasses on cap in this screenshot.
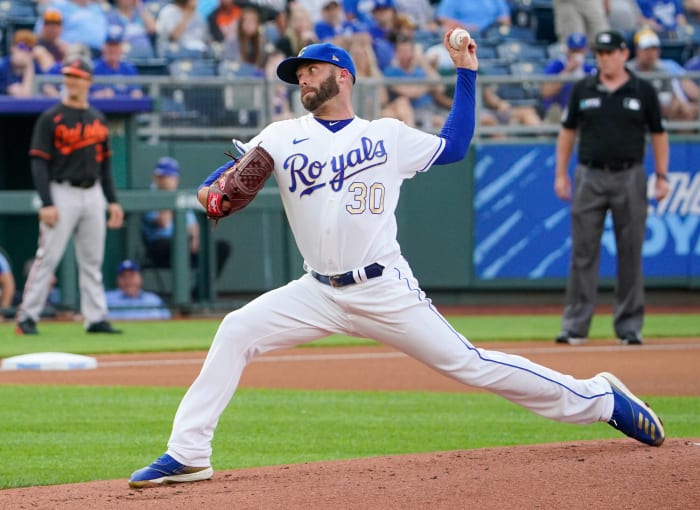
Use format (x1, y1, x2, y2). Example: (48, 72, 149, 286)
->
(16, 42, 32, 51)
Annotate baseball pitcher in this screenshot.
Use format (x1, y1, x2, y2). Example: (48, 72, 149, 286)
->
(129, 32, 665, 488)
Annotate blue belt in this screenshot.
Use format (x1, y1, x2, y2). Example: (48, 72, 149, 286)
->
(310, 263, 385, 288)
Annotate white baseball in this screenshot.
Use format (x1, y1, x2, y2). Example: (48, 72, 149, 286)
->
(449, 29, 470, 50)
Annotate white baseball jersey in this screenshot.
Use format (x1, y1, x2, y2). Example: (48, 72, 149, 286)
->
(238, 115, 445, 275)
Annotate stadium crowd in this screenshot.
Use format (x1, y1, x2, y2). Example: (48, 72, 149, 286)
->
(1, 0, 700, 127)
(2, 0, 700, 320)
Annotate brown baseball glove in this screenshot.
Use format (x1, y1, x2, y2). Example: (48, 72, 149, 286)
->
(206, 144, 274, 221)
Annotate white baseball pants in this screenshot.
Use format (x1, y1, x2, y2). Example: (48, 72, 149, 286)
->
(167, 257, 614, 467)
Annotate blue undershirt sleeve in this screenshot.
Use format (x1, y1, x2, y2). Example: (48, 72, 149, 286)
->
(434, 68, 477, 165)
(198, 159, 237, 190)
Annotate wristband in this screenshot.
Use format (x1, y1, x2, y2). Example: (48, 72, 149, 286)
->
(655, 172, 668, 182)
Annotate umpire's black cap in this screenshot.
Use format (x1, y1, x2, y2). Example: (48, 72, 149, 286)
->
(592, 30, 628, 51)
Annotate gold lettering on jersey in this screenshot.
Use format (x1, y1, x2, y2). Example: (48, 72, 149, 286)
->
(284, 137, 388, 196)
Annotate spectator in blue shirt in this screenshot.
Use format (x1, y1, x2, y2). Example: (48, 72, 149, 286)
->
(327, 0, 396, 70)
(383, 35, 452, 128)
(343, 0, 373, 24)
(106, 0, 158, 59)
(91, 25, 143, 99)
(142, 157, 232, 277)
(436, 0, 510, 34)
(540, 32, 597, 123)
(365, 0, 400, 70)
(0, 30, 43, 97)
(315, 0, 357, 44)
(37, 0, 109, 57)
(0, 249, 16, 317)
(106, 260, 172, 320)
(636, 0, 688, 38)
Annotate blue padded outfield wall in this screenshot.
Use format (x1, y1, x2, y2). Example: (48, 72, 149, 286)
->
(473, 143, 700, 283)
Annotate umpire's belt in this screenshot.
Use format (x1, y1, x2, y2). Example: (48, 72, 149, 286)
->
(311, 263, 385, 288)
(58, 179, 96, 189)
(581, 160, 640, 171)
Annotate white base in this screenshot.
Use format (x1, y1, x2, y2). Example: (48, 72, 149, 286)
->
(1, 352, 98, 371)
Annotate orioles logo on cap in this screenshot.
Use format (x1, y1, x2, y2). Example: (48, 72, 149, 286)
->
(62, 57, 92, 78)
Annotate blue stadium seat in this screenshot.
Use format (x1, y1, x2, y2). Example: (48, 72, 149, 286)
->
(496, 41, 548, 62)
(508, 61, 546, 102)
(546, 41, 566, 59)
(163, 42, 210, 61)
(159, 87, 201, 126)
(478, 44, 498, 61)
(217, 60, 264, 79)
(124, 37, 156, 60)
(0, 0, 37, 22)
(497, 82, 531, 102)
(509, 60, 545, 77)
(510, 0, 534, 29)
(660, 39, 693, 65)
(479, 61, 511, 75)
(217, 61, 264, 128)
(132, 58, 169, 76)
(481, 23, 537, 45)
(165, 60, 219, 126)
(169, 59, 218, 78)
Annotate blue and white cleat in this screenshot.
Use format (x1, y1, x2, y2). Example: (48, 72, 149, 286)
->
(598, 372, 665, 447)
(128, 453, 213, 488)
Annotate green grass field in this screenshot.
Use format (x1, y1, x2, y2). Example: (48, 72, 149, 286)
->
(0, 313, 698, 489)
(1, 312, 699, 357)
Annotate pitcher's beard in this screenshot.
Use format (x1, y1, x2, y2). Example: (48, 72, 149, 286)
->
(301, 72, 340, 112)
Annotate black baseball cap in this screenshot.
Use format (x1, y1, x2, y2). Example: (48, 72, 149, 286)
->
(592, 30, 627, 51)
(62, 55, 93, 78)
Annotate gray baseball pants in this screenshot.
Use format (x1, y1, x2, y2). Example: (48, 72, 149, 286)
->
(561, 163, 647, 338)
(18, 181, 108, 325)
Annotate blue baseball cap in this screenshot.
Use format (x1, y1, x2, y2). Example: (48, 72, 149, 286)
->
(372, 0, 395, 10)
(566, 32, 587, 50)
(277, 42, 356, 84)
(153, 156, 180, 177)
(117, 259, 140, 274)
(106, 24, 125, 44)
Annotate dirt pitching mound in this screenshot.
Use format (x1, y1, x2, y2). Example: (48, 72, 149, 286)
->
(2, 439, 698, 509)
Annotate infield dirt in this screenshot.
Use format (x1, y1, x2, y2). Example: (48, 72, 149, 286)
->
(1, 338, 698, 509)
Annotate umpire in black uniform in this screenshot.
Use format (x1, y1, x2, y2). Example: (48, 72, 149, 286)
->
(553, 30, 670, 346)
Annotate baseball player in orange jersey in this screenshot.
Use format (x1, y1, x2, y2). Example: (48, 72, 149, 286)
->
(129, 32, 665, 488)
(15, 56, 124, 335)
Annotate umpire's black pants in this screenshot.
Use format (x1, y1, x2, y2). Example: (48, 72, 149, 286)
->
(561, 163, 647, 338)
